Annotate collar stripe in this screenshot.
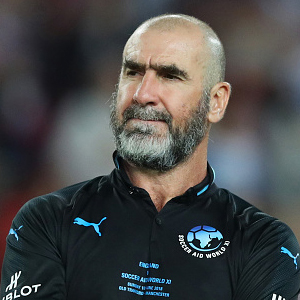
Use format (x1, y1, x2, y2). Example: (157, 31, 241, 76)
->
(197, 184, 209, 196)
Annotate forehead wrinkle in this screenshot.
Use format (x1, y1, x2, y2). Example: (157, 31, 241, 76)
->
(124, 26, 204, 69)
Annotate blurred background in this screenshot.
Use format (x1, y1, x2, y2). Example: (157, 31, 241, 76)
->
(1, 0, 300, 273)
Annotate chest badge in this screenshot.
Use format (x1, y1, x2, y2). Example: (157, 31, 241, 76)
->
(178, 225, 230, 259)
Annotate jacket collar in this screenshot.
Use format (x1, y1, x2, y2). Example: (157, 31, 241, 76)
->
(112, 151, 216, 198)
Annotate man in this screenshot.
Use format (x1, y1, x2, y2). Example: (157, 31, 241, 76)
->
(1, 14, 299, 300)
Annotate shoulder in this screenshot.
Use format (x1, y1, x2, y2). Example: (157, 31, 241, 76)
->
(213, 187, 275, 225)
(14, 177, 105, 225)
(214, 187, 299, 253)
(7, 177, 108, 252)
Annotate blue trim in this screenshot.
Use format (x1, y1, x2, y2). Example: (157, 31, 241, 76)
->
(114, 155, 120, 170)
(197, 184, 209, 196)
(196, 165, 216, 196)
(115, 159, 120, 170)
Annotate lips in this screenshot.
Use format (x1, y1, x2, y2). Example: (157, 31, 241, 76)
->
(128, 117, 165, 123)
(125, 118, 167, 130)
(122, 104, 172, 127)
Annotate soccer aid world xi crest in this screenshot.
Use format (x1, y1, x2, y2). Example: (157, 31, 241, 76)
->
(178, 225, 230, 259)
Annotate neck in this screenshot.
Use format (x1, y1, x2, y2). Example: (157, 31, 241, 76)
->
(123, 144, 208, 211)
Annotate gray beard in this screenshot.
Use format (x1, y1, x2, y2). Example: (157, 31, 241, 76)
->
(110, 92, 210, 172)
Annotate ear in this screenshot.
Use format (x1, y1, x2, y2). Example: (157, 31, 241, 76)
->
(207, 82, 231, 123)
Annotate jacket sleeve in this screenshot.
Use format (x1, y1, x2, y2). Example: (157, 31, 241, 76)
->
(233, 219, 300, 300)
(0, 196, 66, 299)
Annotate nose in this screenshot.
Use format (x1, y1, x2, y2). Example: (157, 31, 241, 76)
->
(133, 71, 160, 106)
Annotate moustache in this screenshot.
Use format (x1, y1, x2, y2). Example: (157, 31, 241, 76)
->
(123, 105, 172, 127)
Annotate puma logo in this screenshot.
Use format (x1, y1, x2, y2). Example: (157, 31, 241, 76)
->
(8, 225, 23, 241)
(281, 246, 299, 269)
(73, 217, 107, 237)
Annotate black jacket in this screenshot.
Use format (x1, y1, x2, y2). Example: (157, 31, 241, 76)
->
(1, 160, 300, 299)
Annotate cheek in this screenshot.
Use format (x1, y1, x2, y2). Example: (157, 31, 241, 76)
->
(165, 99, 190, 119)
(116, 85, 135, 115)
(167, 98, 200, 127)
(119, 77, 140, 95)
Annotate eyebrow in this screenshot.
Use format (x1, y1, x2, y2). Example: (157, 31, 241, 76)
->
(123, 58, 190, 80)
(123, 59, 144, 73)
(158, 64, 190, 80)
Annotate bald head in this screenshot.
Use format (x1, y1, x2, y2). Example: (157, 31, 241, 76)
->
(126, 14, 226, 92)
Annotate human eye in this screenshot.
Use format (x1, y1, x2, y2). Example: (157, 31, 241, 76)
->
(122, 60, 144, 78)
(163, 73, 180, 80)
(127, 69, 139, 76)
(158, 65, 186, 81)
